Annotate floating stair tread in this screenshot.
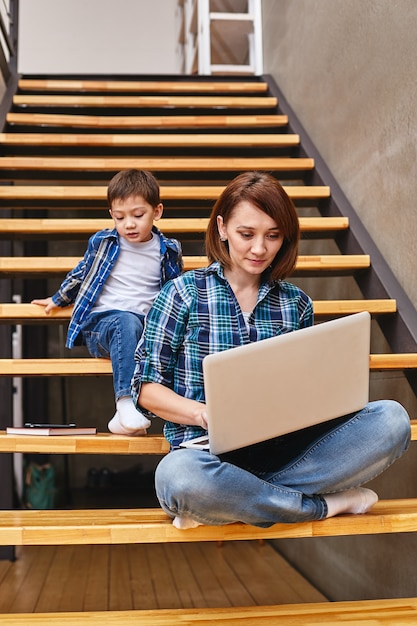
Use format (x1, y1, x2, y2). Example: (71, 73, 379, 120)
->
(0, 156, 313, 171)
(0, 133, 298, 147)
(0, 358, 113, 376)
(2, 598, 417, 625)
(0, 431, 169, 454)
(17, 79, 269, 93)
(0, 184, 329, 200)
(0, 499, 417, 545)
(1, 422, 415, 454)
(0, 216, 347, 237)
(0, 299, 396, 323)
(6, 112, 288, 129)
(12, 94, 278, 108)
(370, 354, 417, 369)
(0, 254, 370, 275)
(0, 352, 413, 376)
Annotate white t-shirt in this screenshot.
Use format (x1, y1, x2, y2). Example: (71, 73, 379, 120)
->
(92, 234, 160, 315)
(242, 311, 251, 331)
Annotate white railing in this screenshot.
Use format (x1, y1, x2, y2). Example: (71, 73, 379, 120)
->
(180, 0, 263, 76)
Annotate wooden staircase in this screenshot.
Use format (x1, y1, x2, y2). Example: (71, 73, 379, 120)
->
(1, 74, 417, 624)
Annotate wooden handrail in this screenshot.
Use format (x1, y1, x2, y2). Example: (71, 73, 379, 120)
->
(0, 254, 369, 276)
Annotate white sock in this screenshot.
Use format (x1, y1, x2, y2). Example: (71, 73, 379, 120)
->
(108, 411, 148, 436)
(172, 516, 203, 530)
(109, 396, 151, 434)
(324, 487, 378, 518)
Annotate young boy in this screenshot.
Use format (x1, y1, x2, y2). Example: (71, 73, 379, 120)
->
(32, 169, 183, 435)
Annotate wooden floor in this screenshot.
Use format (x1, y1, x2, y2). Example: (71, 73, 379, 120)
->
(0, 541, 327, 613)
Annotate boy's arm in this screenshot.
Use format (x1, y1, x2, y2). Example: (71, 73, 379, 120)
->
(31, 256, 90, 311)
(51, 258, 88, 306)
(50, 234, 99, 306)
(31, 258, 88, 310)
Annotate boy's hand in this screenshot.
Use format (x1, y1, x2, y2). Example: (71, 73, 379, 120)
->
(31, 297, 57, 315)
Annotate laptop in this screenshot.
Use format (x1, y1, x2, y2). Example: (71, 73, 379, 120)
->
(180, 311, 371, 455)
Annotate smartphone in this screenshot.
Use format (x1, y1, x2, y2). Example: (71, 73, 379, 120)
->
(24, 423, 77, 428)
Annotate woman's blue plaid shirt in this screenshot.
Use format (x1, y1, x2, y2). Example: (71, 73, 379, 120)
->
(133, 262, 313, 449)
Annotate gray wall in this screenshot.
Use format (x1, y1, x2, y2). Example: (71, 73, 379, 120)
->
(18, 0, 183, 74)
(262, 0, 417, 309)
(262, 0, 417, 601)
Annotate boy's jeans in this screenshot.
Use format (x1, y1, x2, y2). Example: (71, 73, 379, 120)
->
(81, 309, 145, 400)
(155, 400, 410, 527)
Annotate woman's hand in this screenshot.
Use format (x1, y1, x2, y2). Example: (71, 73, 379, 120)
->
(191, 405, 208, 430)
(31, 297, 58, 315)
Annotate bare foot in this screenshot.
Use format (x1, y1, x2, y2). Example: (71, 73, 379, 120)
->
(324, 488, 378, 518)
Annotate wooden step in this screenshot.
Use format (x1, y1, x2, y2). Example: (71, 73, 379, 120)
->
(370, 354, 417, 369)
(12, 94, 278, 109)
(0, 184, 329, 202)
(17, 78, 269, 93)
(0, 156, 314, 172)
(6, 112, 288, 129)
(2, 598, 417, 625)
(0, 300, 396, 324)
(0, 217, 210, 237)
(0, 352, 413, 377)
(0, 216, 347, 239)
(0, 358, 113, 376)
(1, 421, 416, 454)
(0, 499, 416, 545)
(0, 431, 169, 454)
(0, 132, 298, 148)
(0, 254, 370, 276)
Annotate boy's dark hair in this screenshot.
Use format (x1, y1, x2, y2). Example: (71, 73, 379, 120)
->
(107, 169, 161, 208)
(205, 171, 300, 282)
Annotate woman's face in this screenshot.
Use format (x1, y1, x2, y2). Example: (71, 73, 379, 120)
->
(217, 200, 284, 279)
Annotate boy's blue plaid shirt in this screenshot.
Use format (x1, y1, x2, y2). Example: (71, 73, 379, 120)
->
(51, 226, 183, 348)
(133, 262, 313, 449)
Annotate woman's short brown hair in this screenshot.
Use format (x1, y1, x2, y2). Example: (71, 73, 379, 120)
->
(205, 171, 300, 281)
(107, 169, 161, 208)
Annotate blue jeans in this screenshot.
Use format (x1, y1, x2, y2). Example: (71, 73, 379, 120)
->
(155, 400, 411, 527)
(81, 310, 145, 400)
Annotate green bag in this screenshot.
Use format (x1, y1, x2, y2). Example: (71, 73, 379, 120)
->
(23, 461, 55, 509)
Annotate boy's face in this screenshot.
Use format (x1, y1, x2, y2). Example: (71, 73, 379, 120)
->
(109, 195, 163, 243)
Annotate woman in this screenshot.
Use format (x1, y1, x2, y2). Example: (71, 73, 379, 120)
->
(132, 171, 410, 529)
